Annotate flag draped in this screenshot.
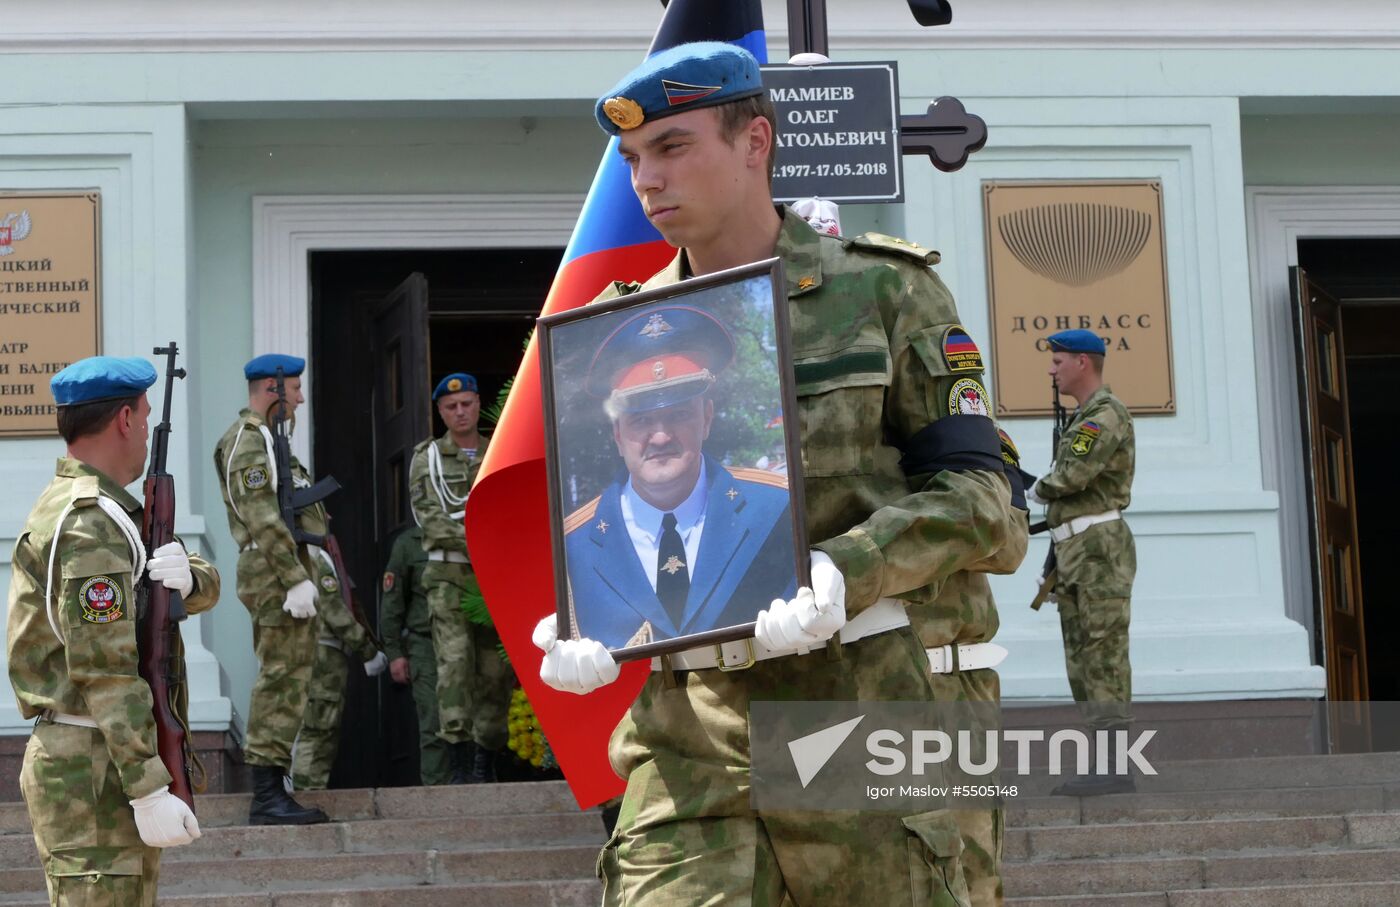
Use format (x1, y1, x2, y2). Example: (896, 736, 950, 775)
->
(465, 1, 767, 808)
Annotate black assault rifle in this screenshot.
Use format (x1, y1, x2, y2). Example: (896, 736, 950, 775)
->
(1029, 377, 1070, 611)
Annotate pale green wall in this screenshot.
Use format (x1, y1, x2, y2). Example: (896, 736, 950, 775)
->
(1242, 114, 1400, 186)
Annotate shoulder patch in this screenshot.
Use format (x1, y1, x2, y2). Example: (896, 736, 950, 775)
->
(78, 575, 124, 624)
(845, 232, 941, 266)
(242, 466, 269, 490)
(563, 497, 602, 534)
(382, 571, 396, 593)
(997, 426, 1021, 466)
(949, 378, 990, 416)
(1070, 425, 1099, 456)
(727, 466, 791, 490)
(319, 573, 339, 593)
(941, 325, 984, 373)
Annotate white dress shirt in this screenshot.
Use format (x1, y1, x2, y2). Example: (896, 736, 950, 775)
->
(620, 461, 710, 592)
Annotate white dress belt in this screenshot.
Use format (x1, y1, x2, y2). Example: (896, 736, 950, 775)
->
(427, 550, 469, 563)
(41, 710, 98, 729)
(1049, 509, 1122, 544)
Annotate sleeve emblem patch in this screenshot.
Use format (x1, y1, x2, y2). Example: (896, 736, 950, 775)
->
(382, 572, 396, 593)
(942, 325, 984, 373)
(1070, 431, 1097, 456)
(79, 576, 124, 624)
(242, 466, 269, 490)
(319, 574, 339, 593)
(997, 426, 1021, 466)
(949, 378, 990, 416)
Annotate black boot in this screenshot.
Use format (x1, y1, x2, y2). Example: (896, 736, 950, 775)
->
(466, 745, 498, 784)
(1050, 726, 1137, 797)
(248, 764, 330, 825)
(449, 741, 475, 784)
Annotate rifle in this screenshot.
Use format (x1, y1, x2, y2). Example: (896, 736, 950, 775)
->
(1029, 376, 1071, 611)
(137, 342, 202, 811)
(266, 368, 382, 649)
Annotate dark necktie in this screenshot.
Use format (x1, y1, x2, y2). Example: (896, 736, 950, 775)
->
(656, 512, 690, 627)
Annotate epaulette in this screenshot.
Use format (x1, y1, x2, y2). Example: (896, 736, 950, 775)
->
(563, 496, 602, 534)
(727, 467, 789, 490)
(411, 437, 434, 455)
(845, 232, 941, 266)
(599, 280, 644, 301)
(70, 474, 100, 508)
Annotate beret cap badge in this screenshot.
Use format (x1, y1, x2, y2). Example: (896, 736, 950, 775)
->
(603, 97, 645, 131)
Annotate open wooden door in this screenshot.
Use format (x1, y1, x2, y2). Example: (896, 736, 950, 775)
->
(1291, 267, 1370, 752)
(371, 273, 432, 543)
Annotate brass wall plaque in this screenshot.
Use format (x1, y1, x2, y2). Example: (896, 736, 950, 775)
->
(983, 180, 1174, 416)
(0, 192, 102, 437)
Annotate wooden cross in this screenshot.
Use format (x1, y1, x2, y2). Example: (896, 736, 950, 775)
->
(785, 0, 986, 173)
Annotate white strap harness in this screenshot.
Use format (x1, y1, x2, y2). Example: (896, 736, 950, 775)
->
(1049, 509, 1122, 543)
(223, 423, 279, 523)
(420, 441, 468, 523)
(45, 495, 146, 646)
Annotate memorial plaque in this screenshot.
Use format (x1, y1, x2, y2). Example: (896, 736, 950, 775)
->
(983, 180, 1175, 416)
(0, 192, 102, 437)
(763, 62, 902, 204)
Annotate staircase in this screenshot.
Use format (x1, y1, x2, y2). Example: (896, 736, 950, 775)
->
(1004, 752, 1400, 906)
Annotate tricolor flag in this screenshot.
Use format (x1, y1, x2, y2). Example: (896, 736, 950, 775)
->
(464, 0, 767, 809)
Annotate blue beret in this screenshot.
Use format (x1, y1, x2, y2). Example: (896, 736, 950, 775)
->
(595, 42, 763, 137)
(587, 305, 734, 415)
(433, 373, 478, 401)
(1047, 329, 1107, 356)
(244, 354, 305, 381)
(51, 356, 157, 407)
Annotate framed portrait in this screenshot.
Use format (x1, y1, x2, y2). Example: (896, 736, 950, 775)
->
(538, 258, 809, 662)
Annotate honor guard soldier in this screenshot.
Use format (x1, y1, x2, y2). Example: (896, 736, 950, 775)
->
(213, 354, 329, 823)
(380, 525, 454, 785)
(409, 372, 513, 783)
(8, 356, 220, 904)
(533, 44, 1025, 906)
(1027, 329, 1137, 796)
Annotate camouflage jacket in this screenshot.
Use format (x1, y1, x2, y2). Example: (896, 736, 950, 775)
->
(213, 408, 312, 592)
(410, 432, 490, 556)
(1038, 384, 1135, 527)
(600, 208, 1023, 637)
(6, 457, 220, 798)
(379, 525, 431, 661)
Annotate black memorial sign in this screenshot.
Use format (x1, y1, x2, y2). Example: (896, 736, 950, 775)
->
(762, 62, 903, 205)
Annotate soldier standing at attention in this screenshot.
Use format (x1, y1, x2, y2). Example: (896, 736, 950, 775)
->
(1027, 328, 1137, 796)
(380, 524, 454, 785)
(410, 372, 512, 783)
(533, 44, 1024, 905)
(9, 356, 220, 904)
(213, 354, 328, 824)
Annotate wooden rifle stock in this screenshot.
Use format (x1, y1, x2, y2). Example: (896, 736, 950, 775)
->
(323, 532, 383, 651)
(137, 342, 199, 812)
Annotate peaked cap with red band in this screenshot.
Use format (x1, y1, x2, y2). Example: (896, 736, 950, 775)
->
(586, 305, 735, 415)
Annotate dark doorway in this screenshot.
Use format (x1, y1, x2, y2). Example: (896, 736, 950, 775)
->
(1297, 238, 1400, 752)
(309, 246, 558, 788)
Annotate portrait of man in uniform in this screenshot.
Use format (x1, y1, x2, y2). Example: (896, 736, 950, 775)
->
(540, 267, 804, 657)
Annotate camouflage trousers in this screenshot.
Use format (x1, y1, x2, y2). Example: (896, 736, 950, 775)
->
(929, 670, 1004, 907)
(291, 637, 348, 790)
(1054, 520, 1135, 729)
(21, 722, 160, 906)
(238, 550, 318, 768)
(404, 631, 453, 786)
(602, 628, 971, 907)
(424, 563, 513, 749)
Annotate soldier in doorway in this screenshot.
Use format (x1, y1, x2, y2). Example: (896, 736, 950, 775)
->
(381, 524, 454, 785)
(1027, 329, 1137, 796)
(409, 372, 513, 783)
(9, 356, 219, 904)
(214, 354, 330, 823)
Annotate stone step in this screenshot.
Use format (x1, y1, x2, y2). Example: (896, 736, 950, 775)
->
(1007, 782, 1399, 827)
(0, 879, 603, 906)
(1002, 847, 1400, 898)
(1008, 880, 1400, 907)
(1005, 813, 1400, 861)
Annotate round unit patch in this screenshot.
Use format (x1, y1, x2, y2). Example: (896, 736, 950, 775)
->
(320, 574, 339, 593)
(78, 576, 124, 624)
(382, 572, 396, 593)
(949, 378, 990, 416)
(242, 466, 269, 490)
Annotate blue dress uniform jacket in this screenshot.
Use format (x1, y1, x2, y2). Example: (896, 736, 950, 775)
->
(565, 458, 798, 650)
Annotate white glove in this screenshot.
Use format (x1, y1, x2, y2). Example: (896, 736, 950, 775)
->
(534, 614, 620, 695)
(130, 786, 201, 848)
(363, 651, 389, 677)
(282, 579, 318, 620)
(147, 542, 194, 598)
(754, 550, 847, 654)
(1026, 481, 1047, 506)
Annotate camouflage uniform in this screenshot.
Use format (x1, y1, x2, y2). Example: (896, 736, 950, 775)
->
(7, 457, 220, 905)
(409, 432, 512, 751)
(381, 526, 454, 785)
(597, 209, 1024, 907)
(1037, 385, 1136, 729)
(289, 496, 379, 790)
(214, 408, 320, 769)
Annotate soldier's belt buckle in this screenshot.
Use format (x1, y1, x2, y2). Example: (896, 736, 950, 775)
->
(715, 639, 756, 672)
